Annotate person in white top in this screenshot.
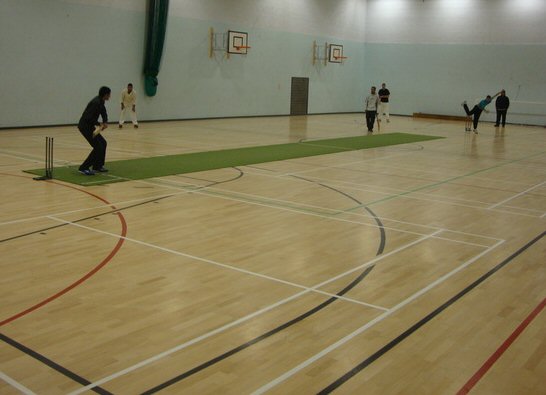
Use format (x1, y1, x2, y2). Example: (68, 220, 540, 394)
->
(119, 83, 138, 129)
(364, 86, 379, 133)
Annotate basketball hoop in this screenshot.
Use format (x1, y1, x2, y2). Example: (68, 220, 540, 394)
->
(234, 45, 251, 50)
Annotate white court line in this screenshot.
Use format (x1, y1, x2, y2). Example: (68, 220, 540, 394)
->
(252, 238, 505, 395)
(0, 189, 187, 227)
(0, 151, 43, 163)
(488, 180, 546, 209)
(0, 371, 37, 395)
(47, 215, 387, 312)
(146, 176, 502, 246)
(66, 229, 442, 395)
(275, 170, 544, 213)
(0, 172, 498, 248)
(278, 150, 418, 178)
(277, 169, 546, 217)
(241, 164, 544, 219)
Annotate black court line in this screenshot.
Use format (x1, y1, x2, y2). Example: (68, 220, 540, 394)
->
(141, 178, 386, 394)
(0, 195, 173, 244)
(0, 333, 113, 394)
(0, 168, 244, 245)
(318, 230, 546, 394)
(292, 176, 386, 257)
(0, 171, 244, 392)
(141, 266, 378, 395)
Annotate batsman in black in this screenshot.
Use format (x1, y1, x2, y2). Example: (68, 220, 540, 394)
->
(78, 86, 111, 175)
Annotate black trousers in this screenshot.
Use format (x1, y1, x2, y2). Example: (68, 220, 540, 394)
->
(365, 110, 377, 131)
(463, 104, 483, 129)
(495, 110, 507, 127)
(78, 124, 107, 170)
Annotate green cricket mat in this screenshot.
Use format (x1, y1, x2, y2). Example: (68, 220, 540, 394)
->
(26, 132, 443, 186)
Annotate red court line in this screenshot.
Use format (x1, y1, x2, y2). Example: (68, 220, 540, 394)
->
(0, 179, 128, 327)
(456, 296, 546, 394)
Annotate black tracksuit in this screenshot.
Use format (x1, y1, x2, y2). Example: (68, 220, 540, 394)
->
(495, 95, 510, 127)
(78, 96, 108, 171)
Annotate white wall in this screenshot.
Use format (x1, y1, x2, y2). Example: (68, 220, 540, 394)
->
(364, 0, 546, 125)
(0, 0, 367, 127)
(366, 0, 546, 44)
(1, 0, 545, 127)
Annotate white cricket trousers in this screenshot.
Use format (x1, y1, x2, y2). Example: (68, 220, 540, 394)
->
(119, 107, 138, 126)
(378, 102, 390, 121)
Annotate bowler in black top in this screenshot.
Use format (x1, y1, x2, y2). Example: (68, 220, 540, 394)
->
(494, 89, 510, 127)
(378, 83, 391, 122)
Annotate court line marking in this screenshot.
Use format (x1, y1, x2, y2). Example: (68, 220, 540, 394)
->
(488, 180, 546, 209)
(195, 189, 496, 247)
(46, 216, 388, 312)
(273, 150, 546, 215)
(0, 175, 498, 248)
(141, 177, 502, 246)
(350, 161, 546, 185)
(263, 171, 546, 215)
(66, 230, 442, 395)
(278, 150, 419, 178)
(0, 182, 128, 327)
(251, 238, 505, 395)
(0, 371, 37, 395)
(456, 296, 546, 395)
(245, 170, 545, 218)
(0, 150, 43, 163)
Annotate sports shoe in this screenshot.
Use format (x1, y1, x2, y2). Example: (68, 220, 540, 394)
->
(119, 124, 123, 129)
(94, 167, 109, 173)
(473, 129, 478, 134)
(134, 124, 139, 129)
(79, 169, 96, 176)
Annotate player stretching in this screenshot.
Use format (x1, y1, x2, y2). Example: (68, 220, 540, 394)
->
(462, 91, 502, 134)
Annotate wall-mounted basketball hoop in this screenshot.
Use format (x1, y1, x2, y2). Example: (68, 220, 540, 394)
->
(209, 28, 250, 59)
(227, 30, 250, 55)
(329, 44, 347, 64)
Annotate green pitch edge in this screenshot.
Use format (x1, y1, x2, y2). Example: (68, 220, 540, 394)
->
(25, 133, 443, 186)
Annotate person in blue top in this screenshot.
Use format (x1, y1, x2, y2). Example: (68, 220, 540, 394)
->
(462, 91, 501, 133)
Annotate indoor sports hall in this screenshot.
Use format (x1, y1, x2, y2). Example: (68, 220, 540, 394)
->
(1, 1, 545, 394)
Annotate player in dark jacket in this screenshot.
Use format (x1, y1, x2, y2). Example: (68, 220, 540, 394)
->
(78, 86, 111, 175)
(494, 90, 510, 127)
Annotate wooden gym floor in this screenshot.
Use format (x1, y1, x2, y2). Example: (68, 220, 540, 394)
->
(0, 114, 545, 394)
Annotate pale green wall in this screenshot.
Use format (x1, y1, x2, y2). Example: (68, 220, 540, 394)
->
(363, 43, 546, 125)
(0, 0, 366, 127)
(0, 1, 145, 127)
(145, 17, 366, 120)
(1, 0, 545, 127)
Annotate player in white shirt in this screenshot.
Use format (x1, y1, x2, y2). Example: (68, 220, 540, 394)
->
(119, 83, 138, 129)
(364, 86, 379, 133)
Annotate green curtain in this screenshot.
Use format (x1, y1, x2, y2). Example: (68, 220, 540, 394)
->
(144, 0, 169, 97)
